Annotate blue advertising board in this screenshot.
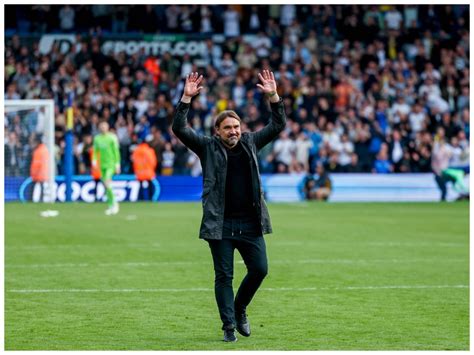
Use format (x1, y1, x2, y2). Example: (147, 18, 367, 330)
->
(4, 173, 469, 203)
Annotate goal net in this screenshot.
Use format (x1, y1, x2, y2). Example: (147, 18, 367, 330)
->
(4, 100, 56, 203)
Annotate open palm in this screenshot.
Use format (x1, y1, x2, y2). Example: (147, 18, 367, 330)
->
(256, 70, 277, 94)
(183, 72, 204, 97)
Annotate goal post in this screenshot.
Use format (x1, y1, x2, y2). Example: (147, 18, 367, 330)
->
(4, 99, 56, 203)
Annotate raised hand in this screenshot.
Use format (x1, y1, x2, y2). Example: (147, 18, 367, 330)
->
(256, 70, 278, 95)
(183, 72, 204, 99)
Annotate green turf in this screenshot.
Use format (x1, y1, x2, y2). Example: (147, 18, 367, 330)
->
(4, 201, 469, 350)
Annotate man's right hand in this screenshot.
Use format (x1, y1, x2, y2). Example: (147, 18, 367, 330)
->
(181, 72, 204, 103)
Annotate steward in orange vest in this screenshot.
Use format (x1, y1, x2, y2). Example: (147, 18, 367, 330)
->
(30, 141, 49, 182)
(132, 140, 158, 200)
(132, 141, 157, 181)
(89, 147, 101, 180)
(30, 137, 49, 201)
(89, 147, 102, 201)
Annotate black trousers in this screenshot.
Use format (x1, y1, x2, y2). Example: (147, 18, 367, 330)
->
(207, 217, 268, 330)
(435, 173, 458, 201)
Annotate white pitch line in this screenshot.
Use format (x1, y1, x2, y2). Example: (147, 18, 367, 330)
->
(4, 258, 467, 269)
(5, 241, 467, 249)
(6, 285, 469, 294)
(5, 261, 204, 268)
(6, 243, 162, 250)
(366, 242, 467, 248)
(272, 241, 468, 248)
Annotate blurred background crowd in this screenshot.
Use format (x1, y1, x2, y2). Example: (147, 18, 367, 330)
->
(4, 5, 470, 178)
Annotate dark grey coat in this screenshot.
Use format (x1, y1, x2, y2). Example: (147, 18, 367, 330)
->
(172, 99, 287, 240)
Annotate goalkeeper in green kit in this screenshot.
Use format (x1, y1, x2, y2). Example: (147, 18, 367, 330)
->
(93, 121, 121, 215)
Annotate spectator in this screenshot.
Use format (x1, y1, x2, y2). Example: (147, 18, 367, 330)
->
(3, 5, 469, 180)
(187, 150, 202, 177)
(280, 5, 296, 27)
(5, 131, 22, 177)
(294, 131, 313, 172)
(135, 115, 151, 142)
(223, 6, 240, 37)
(408, 102, 427, 136)
(345, 153, 363, 173)
(384, 6, 403, 33)
(334, 133, 354, 169)
(165, 5, 181, 32)
(161, 141, 175, 175)
(199, 5, 214, 34)
(252, 31, 272, 58)
(431, 130, 453, 201)
(272, 130, 295, 172)
(373, 143, 393, 173)
(59, 5, 75, 31)
(388, 130, 405, 172)
(304, 163, 332, 201)
(219, 52, 237, 77)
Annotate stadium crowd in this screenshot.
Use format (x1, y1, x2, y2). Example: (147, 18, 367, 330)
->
(4, 5, 470, 178)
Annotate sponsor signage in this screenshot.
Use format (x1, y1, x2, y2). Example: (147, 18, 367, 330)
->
(18, 175, 160, 203)
(6, 174, 469, 203)
(38, 34, 77, 55)
(101, 39, 206, 56)
(35, 34, 208, 58)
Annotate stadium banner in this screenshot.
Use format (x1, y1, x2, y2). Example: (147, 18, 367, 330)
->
(5, 173, 469, 203)
(12, 33, 223, 60)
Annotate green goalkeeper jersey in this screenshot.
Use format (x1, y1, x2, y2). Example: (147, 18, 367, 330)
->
(93, 133, 120, 169)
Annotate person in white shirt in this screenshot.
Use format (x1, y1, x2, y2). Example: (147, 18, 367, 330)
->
(273, 130, 295, 168)
(59, 5, 75, 31)
(252, 31, 272, 58)
(385, 7, 403, 31)
(180, 54, 193, 79)
(334, 133, 354, 167)
(408, 102, 427, 134)
(389, 130, 404, 170)
(294, 131, 313, 171)
(248, 5, 261, 33)
(431, 129, 453, 201)
(418, 78, 449, 113)
(223, 6, 240, 37)
(322, 122, 341, 151)
(200, 6, 213, 33)
(420, 62, 441, 83)
(390, 95, 411, 124)
(280, 4, 296, 27)
(219, 53, 237, 77)
(133, 91, 150, 120)
(187, 150, 202, 177)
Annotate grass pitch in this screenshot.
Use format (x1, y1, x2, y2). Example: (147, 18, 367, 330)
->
(4, 202, 469, 350)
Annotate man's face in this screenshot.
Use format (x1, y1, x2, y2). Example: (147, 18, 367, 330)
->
(216, 117, 241, 149)
(99, 122, 109, 134)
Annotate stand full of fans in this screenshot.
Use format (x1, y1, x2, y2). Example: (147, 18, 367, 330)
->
(4, 5, 469, 196)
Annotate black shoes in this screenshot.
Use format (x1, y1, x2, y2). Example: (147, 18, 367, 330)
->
(235, 311, 251, 337)
(223, 328, 237, 342)
(222, 310, 250, 342)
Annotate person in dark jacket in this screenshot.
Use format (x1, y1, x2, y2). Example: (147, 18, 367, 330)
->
(172, 70, 286, 342)
(304, 163, 332, 201)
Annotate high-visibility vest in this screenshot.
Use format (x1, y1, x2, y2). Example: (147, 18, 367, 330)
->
(89, 148, 101, 180)
(144, 57, 160, 86)
(132, 143, 157, 181)
(30, 143, 49, 182)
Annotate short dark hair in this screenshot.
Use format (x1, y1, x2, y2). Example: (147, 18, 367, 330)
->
(214, 110, 241, 128)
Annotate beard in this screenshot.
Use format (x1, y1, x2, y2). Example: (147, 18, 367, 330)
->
(224, 135, 239, 148)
